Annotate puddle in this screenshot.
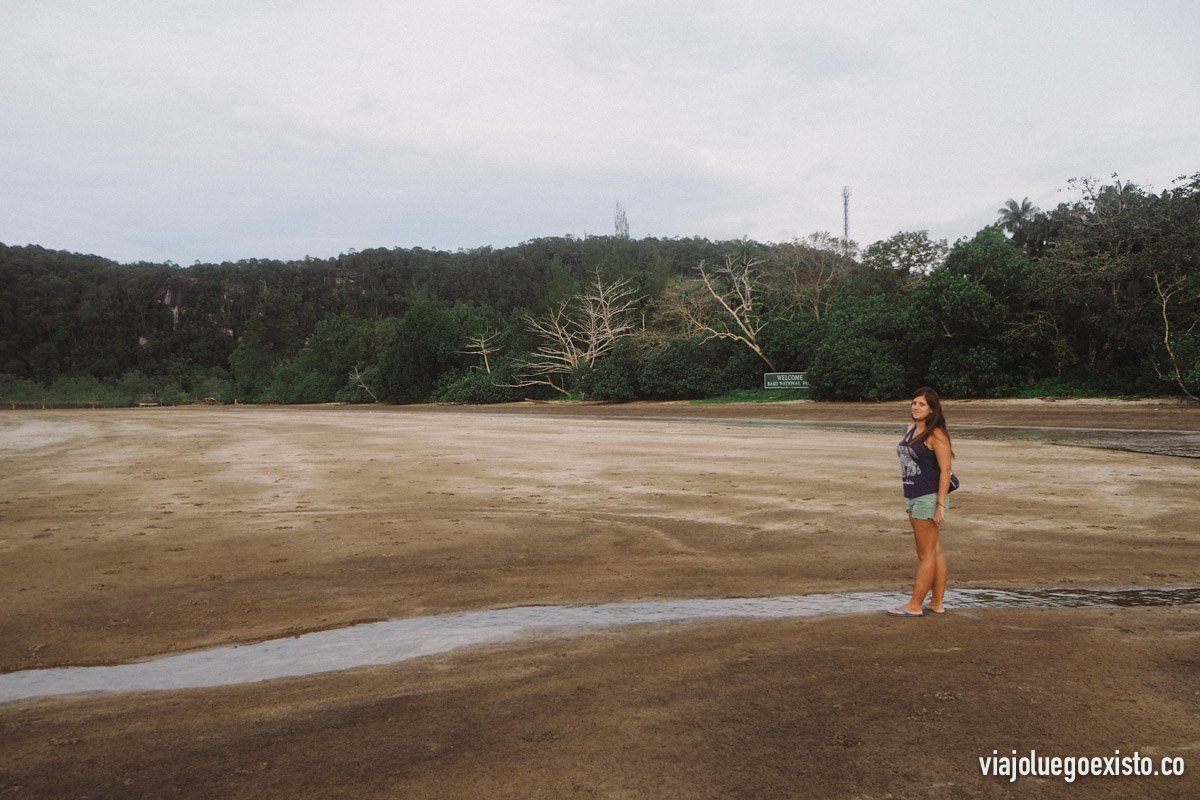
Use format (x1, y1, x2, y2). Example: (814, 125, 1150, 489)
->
(2, 587, 1197, 704)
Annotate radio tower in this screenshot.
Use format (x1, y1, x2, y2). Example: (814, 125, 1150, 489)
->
(842, 186, 851, 257)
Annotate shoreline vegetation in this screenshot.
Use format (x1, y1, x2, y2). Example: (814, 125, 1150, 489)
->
(2, 384, 1195, 410)
(4, 175, 1199, 407)
(2, 388, 1190, 412)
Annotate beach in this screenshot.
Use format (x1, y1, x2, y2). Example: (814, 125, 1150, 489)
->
(1, 400, 1197, 798)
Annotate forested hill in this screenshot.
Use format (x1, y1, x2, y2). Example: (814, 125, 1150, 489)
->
(3, 175, 1199, 406)
(0, 235, 745, 404)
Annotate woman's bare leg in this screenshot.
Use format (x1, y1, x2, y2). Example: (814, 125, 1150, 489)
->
(928, 537, 947, 612)
(894, 514, 942, 614)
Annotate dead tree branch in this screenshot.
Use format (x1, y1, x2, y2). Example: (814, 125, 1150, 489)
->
(505, 273, 643, 395)
(461, 332, 501, 373)
(348, 364, 379, 402)
(761, 233, 853, 321)
(663, 256, 776, 371)
(1152, 271, 1199, 401)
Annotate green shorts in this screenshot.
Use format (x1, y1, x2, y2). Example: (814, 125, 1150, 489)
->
(906, 492, 948, 520)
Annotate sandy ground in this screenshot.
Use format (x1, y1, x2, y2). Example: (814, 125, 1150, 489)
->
(1, 399, 1197, 799)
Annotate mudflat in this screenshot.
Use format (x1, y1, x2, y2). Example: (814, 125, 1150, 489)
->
(1, 400, 1197, 799)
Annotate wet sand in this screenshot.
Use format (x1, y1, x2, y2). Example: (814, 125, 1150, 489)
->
(1, 400, 1198, 798)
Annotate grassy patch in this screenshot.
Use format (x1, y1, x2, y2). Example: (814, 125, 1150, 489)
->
(1009, 379, 1113, 399)
(694, 388, 810, 404)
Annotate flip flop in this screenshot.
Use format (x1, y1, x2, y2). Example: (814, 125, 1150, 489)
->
(922, 605, 947, 615)
(886, 608, 924, 617)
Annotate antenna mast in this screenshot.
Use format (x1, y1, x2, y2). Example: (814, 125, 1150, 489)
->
(842, 186, 851, 257)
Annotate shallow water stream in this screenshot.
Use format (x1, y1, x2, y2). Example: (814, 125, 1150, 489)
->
(3, 587, 1197, 703)
(630, 418, 1200, 459)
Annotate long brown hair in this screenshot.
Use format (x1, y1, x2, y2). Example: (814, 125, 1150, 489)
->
(910, 386, 951, 452)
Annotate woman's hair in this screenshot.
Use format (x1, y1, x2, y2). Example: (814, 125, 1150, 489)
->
(910, 386, 951, 451)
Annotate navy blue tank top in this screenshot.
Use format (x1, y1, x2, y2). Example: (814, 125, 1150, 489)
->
(898, 427, 941, 498)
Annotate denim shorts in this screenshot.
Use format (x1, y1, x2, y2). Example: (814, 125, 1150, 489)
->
(906, 492, 948, 520)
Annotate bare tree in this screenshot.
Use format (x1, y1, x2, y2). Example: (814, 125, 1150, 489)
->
(761, 232, 856, 321)
(348, 364, 379, 402)
(663, 256, 776, 370)
(1152, 272, 1199, 401)
(506, 273, 642, 395)
(461, 331, 502, 373)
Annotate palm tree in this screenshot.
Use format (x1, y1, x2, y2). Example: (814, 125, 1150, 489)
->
(1021, 211, 1060, 256)
(997, 197, 1039, 246)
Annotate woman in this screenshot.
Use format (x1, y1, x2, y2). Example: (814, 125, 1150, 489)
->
(887, 387, 954, 617)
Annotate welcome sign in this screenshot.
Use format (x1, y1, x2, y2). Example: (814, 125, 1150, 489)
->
(763, 372, 809, 389)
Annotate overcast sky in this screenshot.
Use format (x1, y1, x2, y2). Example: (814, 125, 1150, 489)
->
(2, 1, 1197, 265)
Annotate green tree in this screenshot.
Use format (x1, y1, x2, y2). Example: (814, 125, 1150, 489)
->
(861, 230, 949, 276)
(848, 230, 949, 298)
(376, 298, 472, 403)
(261, 314, 385, 403)
(1037, 176, 1198, 391)
(573, 338, 643, 401)
(228, 284, 307, 401)
(808, 295, 911, 400)
(614, 202, 630, 239)
(908, 227, 1045, 395)
(637, 337, 722, 399)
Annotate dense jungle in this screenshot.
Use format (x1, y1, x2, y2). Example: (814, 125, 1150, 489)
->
(2, 175, 1198, 406)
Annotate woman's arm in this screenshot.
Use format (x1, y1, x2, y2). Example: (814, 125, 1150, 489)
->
(931, 429, 953, 526)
